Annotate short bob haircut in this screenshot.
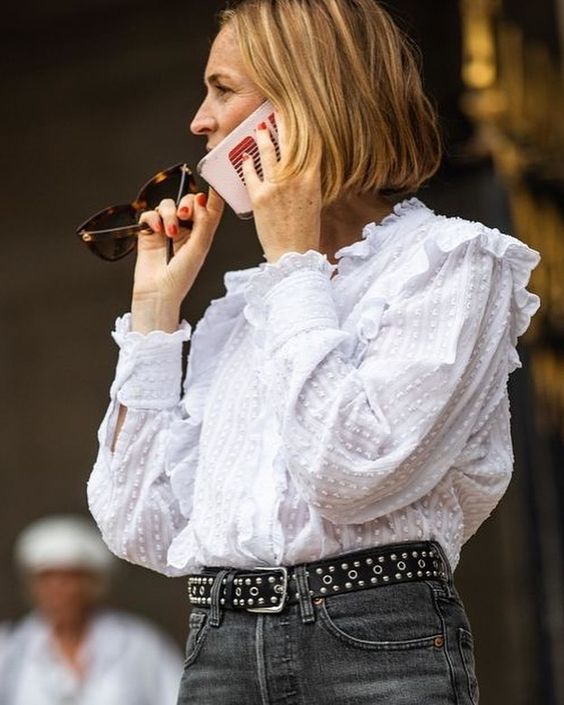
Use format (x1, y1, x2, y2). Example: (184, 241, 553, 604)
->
(219, 0, 442, 205)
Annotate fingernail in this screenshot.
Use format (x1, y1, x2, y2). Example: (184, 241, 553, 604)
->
(258, 121, 267, 130)
(151, 220, 161, 232)
(242, 153, 251, 161)
(196, 194, 207, 207)
(178, 206, 190, 216)
(168, 224, 178, 237)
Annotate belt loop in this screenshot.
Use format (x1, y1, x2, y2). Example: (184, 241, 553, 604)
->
(294, 564, 315, 624)
(209, 569, 229, 628)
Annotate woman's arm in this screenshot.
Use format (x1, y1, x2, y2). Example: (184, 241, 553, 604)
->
(244, 229, 539, 524)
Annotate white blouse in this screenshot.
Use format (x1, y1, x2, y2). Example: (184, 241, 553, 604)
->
(87, 199, 540, 576)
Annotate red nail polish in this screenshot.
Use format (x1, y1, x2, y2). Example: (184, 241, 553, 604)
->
(197, 194, 207, 207)
(178, 207, 190, 216)
(258, 121, 267, 130)
(153, 221, 162, 233)
(168, 224, 178, 237)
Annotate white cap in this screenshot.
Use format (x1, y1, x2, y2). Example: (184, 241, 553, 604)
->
(15, 515, 115, 574)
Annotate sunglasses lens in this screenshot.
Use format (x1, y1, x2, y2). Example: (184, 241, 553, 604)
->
(86, 234, 137, 262)
(139, 164, 197, 210)
(77, 205, 139, 261)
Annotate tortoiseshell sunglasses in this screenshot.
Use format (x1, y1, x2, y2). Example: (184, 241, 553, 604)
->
(75, 163, 198, 262)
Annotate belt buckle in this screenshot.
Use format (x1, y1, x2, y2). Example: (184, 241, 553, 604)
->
(246, 567, 288, 613)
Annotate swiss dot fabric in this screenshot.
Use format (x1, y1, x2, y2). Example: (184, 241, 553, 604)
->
(87, 199, 541, 576)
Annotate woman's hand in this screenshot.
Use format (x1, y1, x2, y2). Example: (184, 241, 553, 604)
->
(131, 188, 224, 333)
(242, 117, 322, 263)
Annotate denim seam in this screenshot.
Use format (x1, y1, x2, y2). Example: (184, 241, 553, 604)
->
(458, 628, 479, 705)
(431, 590, 461, 705)
(184, 614, 210, 668)
(255, 615, 271, 705)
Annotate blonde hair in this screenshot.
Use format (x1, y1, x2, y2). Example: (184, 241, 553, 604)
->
(219, 0, 442, 204)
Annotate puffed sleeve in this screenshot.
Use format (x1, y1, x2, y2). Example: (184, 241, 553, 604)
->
(243, 225, 540, 525)
(87, 315, 195, 576)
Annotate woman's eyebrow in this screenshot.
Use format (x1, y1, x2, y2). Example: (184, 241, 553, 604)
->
(205, 72, 233, 85)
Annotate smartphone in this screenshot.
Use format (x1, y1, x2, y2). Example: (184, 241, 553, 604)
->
(196, 101, 279, 219)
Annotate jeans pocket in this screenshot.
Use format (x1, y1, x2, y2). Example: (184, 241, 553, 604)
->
(317, 584, 445, 651)
(184, 610, 210, 667)
(458, 628, 479, 704)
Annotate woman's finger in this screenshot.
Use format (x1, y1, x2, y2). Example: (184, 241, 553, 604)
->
(155, 198, 179, 239)
(255, 122, 278, 180)
(241, 152, 261, 195)
(176, 194, 195, 226)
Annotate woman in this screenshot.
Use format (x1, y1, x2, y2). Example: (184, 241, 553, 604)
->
(87, 1, 540, 703)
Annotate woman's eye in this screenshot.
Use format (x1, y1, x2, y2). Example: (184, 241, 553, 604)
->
(215, 85, 231, 96)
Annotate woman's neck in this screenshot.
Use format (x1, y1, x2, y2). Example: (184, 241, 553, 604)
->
(320, 192, 393, 264)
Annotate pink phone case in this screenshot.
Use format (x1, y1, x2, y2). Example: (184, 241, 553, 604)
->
(196, 101, 279, 219)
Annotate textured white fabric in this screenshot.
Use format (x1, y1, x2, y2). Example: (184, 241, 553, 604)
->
(0, 611, 183, 705)
(87, 199, 540, 576)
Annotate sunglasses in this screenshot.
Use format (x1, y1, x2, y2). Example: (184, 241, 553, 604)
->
(76, 162, 198, 262)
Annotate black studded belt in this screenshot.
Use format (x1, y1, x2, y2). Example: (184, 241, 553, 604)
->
(187, 541, 448, 614)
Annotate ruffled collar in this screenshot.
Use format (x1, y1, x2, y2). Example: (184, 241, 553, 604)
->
(334, 197, 433, 263)
(221, 197, 434, 294)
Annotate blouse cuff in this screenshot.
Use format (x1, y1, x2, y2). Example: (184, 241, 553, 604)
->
(244, 251, 339, 350)
(110, 314, 191, 409)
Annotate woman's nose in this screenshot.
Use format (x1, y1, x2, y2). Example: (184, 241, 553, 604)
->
(190, 104, 216, 136)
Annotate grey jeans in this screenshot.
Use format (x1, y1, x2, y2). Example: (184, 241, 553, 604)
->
(177, 554, 479, 704)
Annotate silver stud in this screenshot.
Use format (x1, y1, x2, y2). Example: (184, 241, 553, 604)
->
(358, 580, 365, 587)
(256, 577, 263, 585)
(320, 587, 328, 594)
(402, 553, 408, 559)
(412, 551, 419, 558)
(371, 577, 378, 584)
(235, 587, 242, 596)
(220, 598, 226, 605)
(341, 563, 349, 570)
(366, 558, 373, 565)
(323, 575, 333, 585)
(348, 570, 358, 580)
(397, 561, 406, 571)
(208, 577, 214, 585)
(233, 599, 239, 606)
(422, 551, 427, 557)
(373, 565, 383, 575)
(258, 598, 265, 605)
(270, 597, 278, 604)
(345, 582, 352, 589)
(378, 556, 385, 563)
(395, 573, 402, 580)
(353, 561, 361, 568)
(426, 571, 432, 577)
(329, 565, 336, 573)
(383, 575, 390, 582)
(245, 578, 251, 586)
(407, 572, 413, 578)
(274, 584, 284, 594)
(250, 587, 259, 597)
(248, 599, 254, 606)
(429, 550, 435, 558)
(268, 576, 276, 584)
(316, 568, 323, 575)
(332, 585, 340, 592)
(206, 597, 211, 605)
(418, 559, 426, 569)
(417, 571, 423, 578)
(391, 554, 397, 561)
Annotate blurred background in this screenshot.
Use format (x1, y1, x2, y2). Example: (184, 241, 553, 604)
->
(1, 1, 562, 703)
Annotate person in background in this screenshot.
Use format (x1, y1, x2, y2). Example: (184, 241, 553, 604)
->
(0, 515, 183, 705)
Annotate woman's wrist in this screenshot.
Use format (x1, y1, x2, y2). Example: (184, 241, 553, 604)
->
(131, 294, 181, 334)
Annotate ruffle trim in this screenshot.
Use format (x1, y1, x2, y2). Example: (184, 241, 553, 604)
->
(112, 314, 191, 350)
(243, 251, 335, 328)
(434, 219, 540, 350)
